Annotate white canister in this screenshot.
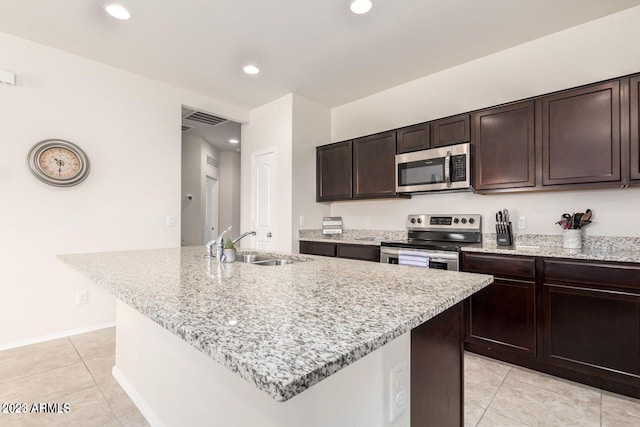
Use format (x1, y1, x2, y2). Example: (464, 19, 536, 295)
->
(562, 229, 582, 249)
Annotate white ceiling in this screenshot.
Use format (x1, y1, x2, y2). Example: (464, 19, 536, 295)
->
(2, 0, 640, 110)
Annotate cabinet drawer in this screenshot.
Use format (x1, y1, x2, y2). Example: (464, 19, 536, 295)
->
(337, 244, 381, 262)
(544, 260, 640, 291)
(463, 253, 536, 280)
(299, 241, 336, 257)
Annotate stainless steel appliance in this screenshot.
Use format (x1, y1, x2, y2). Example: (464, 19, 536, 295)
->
(380, 214, 482, 271)
(395, 143, 471, 193)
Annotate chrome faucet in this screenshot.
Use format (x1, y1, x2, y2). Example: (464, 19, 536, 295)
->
(232, 231, 256, 246)
(206, 225, 232, 261)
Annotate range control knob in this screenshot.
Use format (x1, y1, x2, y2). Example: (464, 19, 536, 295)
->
(410, 218, 416, 224)
(461, 218, 467, 224)
(469, 218, 475, 224)
(453, 218, 460, 224)
(417, 218, 422, 224)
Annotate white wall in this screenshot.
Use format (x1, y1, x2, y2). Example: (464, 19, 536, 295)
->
(219, 150, 241, 236)
(292, 95, 332, 251)
(0, 32, 249, 348)
(240, 94, 294, 251)
(330, 6, 640, 237)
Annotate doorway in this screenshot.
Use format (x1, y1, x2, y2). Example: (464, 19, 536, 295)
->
(205, 176, 219, 243)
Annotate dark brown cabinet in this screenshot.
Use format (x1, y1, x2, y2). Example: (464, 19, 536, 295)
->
(353, 132, 397, 199)
(431, 114, 470, 147)
(542, 81, 621, 186)
(299, 241, 336, 257)
(316, 141, 353, 202)
(543, 260, 640, 384)
(463, 251, 640, 399)
(463, 253, 537, 359)
(300, 241, 380, 262)
(630, 75, 640, 180)
(474, 101, 535, 190)
(396, 122, 430, 154)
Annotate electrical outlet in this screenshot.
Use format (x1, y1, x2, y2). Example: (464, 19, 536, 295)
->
(166, 216, 176, 227)
(76, 290, 88, 305)
(389, 362, 409, 422)
(518, 216, 527, 230)
(363, 216, 370, 226)
(299, 216, 305, 226)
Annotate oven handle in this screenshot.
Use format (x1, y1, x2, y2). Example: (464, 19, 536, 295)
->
(444, 150, 451, 188)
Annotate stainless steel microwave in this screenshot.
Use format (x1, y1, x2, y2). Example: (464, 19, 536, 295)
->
(395, 143, 471, 193)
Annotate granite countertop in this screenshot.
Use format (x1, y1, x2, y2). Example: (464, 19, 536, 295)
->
(462, 234, 640, 264)
(462, 243, 640, 263)
(59, 246, 492, 402)
(298, 229, 406, 247)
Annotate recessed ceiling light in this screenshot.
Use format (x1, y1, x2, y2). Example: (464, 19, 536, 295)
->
(229, 139, 239, 144)
(104, 4, 131, 20)
(350, 0, 372, 14)
(243, 65, 260, 75)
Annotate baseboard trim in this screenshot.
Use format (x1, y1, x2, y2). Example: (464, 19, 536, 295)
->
(0, 322, 116, 351)
(112, 366, 164, 427)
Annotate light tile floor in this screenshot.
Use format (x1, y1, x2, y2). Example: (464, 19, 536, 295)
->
(0, 328, 148, 426)
(2, 328, 640, 426)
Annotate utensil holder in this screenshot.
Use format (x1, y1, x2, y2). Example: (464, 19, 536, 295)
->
(562, 229, 582, 249)
(496, 222, 514, 246)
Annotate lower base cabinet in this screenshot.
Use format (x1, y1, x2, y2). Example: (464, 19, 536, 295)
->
(462, 253, 640, 399)
(299, 241, 380, 262)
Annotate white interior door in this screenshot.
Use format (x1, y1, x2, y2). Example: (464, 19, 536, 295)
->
(205, 176, 219, 244)
(251, 150, 276, 250)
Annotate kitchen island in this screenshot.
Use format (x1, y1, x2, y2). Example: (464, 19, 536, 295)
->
(60, 246, 492, 427)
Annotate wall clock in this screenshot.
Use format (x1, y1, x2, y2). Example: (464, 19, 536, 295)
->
(28, 139, 91, 187)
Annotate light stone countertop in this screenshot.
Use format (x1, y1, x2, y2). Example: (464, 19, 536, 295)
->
(461, 243, 640, 263)
(59, 246, 492, 402)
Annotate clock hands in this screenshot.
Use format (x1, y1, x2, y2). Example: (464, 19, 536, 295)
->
(53, 157, 65, 175)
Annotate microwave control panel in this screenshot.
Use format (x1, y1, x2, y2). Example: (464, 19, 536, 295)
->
(451, 154, 466, 182)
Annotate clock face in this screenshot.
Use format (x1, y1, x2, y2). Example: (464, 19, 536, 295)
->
(38, 146, 81, 180)
(28, 139, 90, 187)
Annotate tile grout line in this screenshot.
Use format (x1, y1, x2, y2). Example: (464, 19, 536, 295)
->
(68, 336, 124, 425)
(480, 366, 538, 427)
(473, 365, 512, 426)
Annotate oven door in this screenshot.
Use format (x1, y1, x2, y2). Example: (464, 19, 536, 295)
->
(380, 247, 459, 271)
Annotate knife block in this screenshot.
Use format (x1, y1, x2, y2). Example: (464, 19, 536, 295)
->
(496, 222, 514, 246)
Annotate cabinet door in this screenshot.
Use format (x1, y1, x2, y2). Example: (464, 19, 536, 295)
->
(542, 81, 621, 185)
(631, 76, 640, 180)
(353, 132, 397, 199)
(474, 101, 535, 190)
(316, 141, 352, 202)
(299, 241, 336, 257)
(397, 122, 430, 154)
(431, 114, 470, 148)
(543, 260, 640, 382)
(463, 253, 537, 358)
(336, 244, 380, 262)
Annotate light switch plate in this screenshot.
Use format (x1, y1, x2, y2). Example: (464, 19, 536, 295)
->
(166, 216, 176, 227)
(518, 216, 526, 230)
(0, 70, 16, 86)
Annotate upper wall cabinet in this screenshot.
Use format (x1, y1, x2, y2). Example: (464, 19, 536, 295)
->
(542, 81, 621, 186)
(397, 122, 430, 154)
(630, 75, 640, 181)
(432, 114, 471, 147)
(316, 141, 352, 202)
(353, 131, 397, 199)
(474, 101, 535, 190)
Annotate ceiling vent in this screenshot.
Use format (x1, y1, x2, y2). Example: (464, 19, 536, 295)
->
(181, 125, 192, 132)
(207, 155, 219, 169)
(184, 111, 227, 127)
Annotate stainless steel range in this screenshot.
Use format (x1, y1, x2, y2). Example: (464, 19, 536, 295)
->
(380, 214, 482, 271)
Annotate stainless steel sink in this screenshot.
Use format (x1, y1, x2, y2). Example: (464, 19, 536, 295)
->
(237, 254, 295, 266)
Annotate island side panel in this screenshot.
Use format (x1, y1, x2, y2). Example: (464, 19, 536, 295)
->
(411, 302, 463, 427)
(113, 300, 412, 427)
